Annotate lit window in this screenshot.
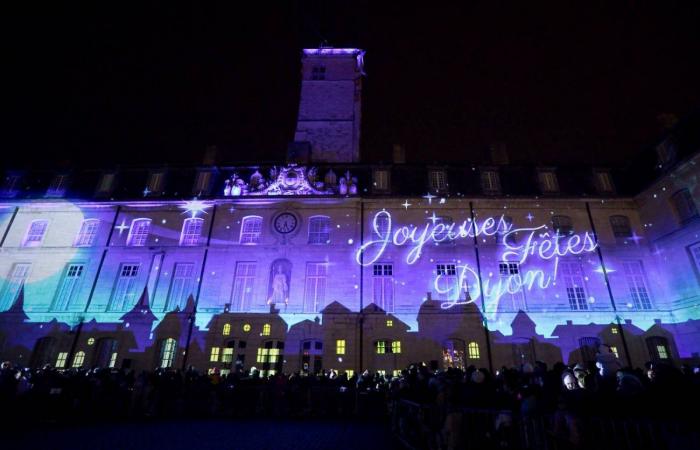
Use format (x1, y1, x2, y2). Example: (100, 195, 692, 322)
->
(52, 263, 84, 311)
(336, 339, 346, 355)
(223, 323, 231, 336)
(75, 219, 99, 247)
(481, 170, 501, 194)
(166, 263, 194, 311)
(109, 352, 118, 368)
(0, 263, 31, 310)
(240, 216, 263, 244)
(87, 337, 95, 346)
(623, 261, 652, 310)
(468, 342, 480, 359)
(538, 170, 559, 193)
(55, 352, 68, 368)
(308, 216, 331, 244)
(345, 370, 354, 378)
(656, 345, 668, 360)
(671, 189, 698, 223)
(262, 323, 271, 336)
(611, 326, 618, 334)
(428, 170, 447, 193)
(391, 341, 402, 354)
(551, 215, 573, 235)
(243, 323, 251, 332)
(304, 262, 327, 312)
(23, 220, 49, 247)
(46, 174, 69, 197)
(560, 261, 588, 311)
(386, 320, 393, 327)
(72, 351, 85, 368)
(373, 169, 390, 191)
(609, 346, 619, 358)
(610, 215, 632, 238)
(180, 218, 203, 246)
(210, 347, 220, 362)
(231, 262, 256, 311)
(373, 263, 394, 312)
(159, 338, 177, 368)
(108, 264, 140, 311)
(376, 341, 386, 354)
(127, 219, 151, 246)
(222, 348, 234, 363)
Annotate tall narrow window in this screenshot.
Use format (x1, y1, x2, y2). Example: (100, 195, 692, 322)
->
(262, 323, 271, 336)
(147, 172, 164, 194)
(551, 215, 573, 236)
(223, 324, 231, 336)
(166, 263, 194, 311)
(193, 171, 212, 195)
(72, 351, 86, 368)
(308, 216, 331, 244)
(23, 220, 49, 247)
(109, 264, 140, 311)
(428, 170, 447, 192)
(75, 219, 99, 247)
(159, 338, 177, 368)
(435, 263, 458, 300)
(231, 262, 256, 311)
(180, 218, 203, 246)
(595, 171, 615, 193)
(127, 219, 151, 246)
(373, 263, 394, 312)
(46, 174, 68, 197)
(376, 340, 386, 354)
(239, 216, 262, 244)
(55, 352, 68, 368)
(481, 170, 501, 194)
(52, 264, 84, 311)
(210, 347, 220, 362)
(1, 263, 31, 310)
(391, 341, 402, 354)
(304, 262, 327, 312)
(560, 261, 588, 310)
(96, 172, 115, 196)
(373, 170, 389, 192)
(671, 189, 698, 223)
(336, 339, 346, 355)
(538, 170, 559, 193)
(610, 215, 632, 238)
(468, 342, 480, 359)
(623, 261, 652, 310)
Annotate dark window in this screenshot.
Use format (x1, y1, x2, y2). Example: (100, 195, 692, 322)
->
(671, 189, 698, 223)
(610, 215, 632, 238)
(552, 215, 573, 235)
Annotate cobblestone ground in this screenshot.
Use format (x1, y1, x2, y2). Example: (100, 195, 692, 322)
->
(1, 419, 402, 450)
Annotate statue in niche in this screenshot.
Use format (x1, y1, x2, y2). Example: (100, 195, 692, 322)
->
(268, 260, 291, 306)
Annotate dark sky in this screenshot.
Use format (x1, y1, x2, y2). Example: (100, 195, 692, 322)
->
(2, 2, 699, 168)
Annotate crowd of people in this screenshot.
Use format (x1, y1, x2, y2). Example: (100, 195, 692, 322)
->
(1, 352, 699, 437)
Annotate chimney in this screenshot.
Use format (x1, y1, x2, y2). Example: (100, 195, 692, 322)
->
(393, 144, 406, 164)
(489, 142, 509, 165)
(426, 292, 432, 301)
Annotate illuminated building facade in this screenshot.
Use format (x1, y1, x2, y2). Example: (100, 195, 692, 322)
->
(0, 48, 699, 375)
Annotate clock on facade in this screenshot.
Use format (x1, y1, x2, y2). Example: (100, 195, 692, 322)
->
(273, 212, 298, 234)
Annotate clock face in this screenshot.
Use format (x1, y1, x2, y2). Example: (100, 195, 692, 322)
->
(273, 212, 298, 234)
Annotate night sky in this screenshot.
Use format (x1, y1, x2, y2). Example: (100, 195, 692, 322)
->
(2, 2, 699, 168)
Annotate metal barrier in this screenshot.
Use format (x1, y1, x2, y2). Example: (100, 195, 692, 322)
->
(391, 399, 700, 450)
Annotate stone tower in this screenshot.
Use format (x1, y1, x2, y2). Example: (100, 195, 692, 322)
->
(294, 48, 364, 163)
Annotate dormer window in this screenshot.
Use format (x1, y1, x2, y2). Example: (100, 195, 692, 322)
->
(538, 170, 559, 193)
(656, 138, 676, 167)
(372, 169, 390, 192)
(671, 189, 698, 223)
(146, 171, 165, 196)
(193, 170, 213, 195)
(480, 169, 501, 194)
(311, 65, 326, 80)
(1, 173, 21, 198)
(95, 172, 116, 197)
(428, 170, 447, 193)
(46, 174, 69, 198)
(594, 170, 615, 194)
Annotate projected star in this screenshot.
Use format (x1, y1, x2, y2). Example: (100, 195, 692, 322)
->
(401, 200, 412, 210)
(427, 212, 439, 224)
(422, 193, 436, 205)
(114, 220, 129, 235)
(526, 212, 534, 222)
(180, 198, 212, 218)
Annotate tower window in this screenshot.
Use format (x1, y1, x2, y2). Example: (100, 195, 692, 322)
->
(538, 170, 559, 193)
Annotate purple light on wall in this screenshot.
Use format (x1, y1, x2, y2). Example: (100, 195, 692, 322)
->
(303, 48, 362, 56)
